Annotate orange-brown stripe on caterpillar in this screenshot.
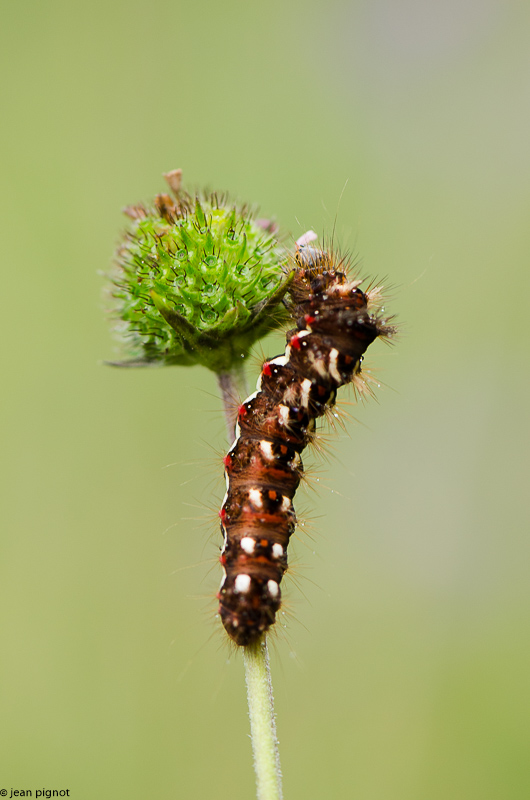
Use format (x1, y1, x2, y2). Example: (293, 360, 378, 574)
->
(217, 245, 395, 645)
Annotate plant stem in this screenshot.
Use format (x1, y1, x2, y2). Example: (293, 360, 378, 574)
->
(244, 638, 283, 800)
(216, 367, 283, 800)
(217, 361, 248, 442)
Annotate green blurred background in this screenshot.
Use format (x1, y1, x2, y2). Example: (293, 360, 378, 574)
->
(1, 0, 529, 797)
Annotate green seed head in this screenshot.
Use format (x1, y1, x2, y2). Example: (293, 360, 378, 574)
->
(109, 170, 291, 373)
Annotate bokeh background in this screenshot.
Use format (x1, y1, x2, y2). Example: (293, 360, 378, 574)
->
(1, 1, 529, 798)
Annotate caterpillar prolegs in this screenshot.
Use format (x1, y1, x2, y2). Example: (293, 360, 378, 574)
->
(218, 246, 394, 646)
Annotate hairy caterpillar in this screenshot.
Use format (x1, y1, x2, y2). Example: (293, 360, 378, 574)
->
(217, 245, 394, 646)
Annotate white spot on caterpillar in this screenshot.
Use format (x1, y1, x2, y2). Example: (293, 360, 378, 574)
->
(290, 452, 302, 468)
(267, 580, 279, 598)
(297, 330, 311, 339)
(248, 488, 263, 508)
(244, 389, 260, 405)
(332, 279, 362, 295)
(313, 356, 329, 379)
(268, 355, 288, 367)
(272, 543, 284, 559)
(300, 378, 312, 408)
(278, 405, 290, 426)
(260, 440, 274, 461)
(329, 348, 341, 383)
(234, 574, 251, 593)
(240, 537, 255, 554)
(280, 496, 291, 512)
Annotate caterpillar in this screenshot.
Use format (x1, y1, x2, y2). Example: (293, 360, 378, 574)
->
(217, 244, 395, 646)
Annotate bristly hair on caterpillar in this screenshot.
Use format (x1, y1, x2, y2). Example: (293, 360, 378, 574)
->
(217, 243, 396, 646)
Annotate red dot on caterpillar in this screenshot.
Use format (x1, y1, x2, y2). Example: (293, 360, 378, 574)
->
(262, 362, 272, 377)
(238, 404, 248, 417)
(289, 334, 302, 350)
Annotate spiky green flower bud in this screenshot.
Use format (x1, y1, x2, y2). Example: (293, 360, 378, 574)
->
(109, 170, 291, 373)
